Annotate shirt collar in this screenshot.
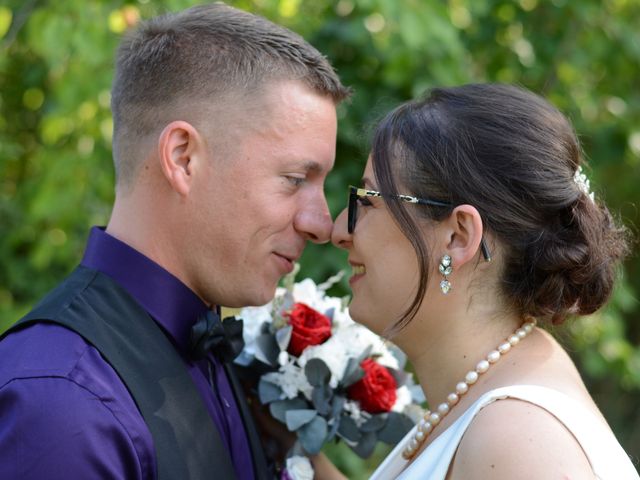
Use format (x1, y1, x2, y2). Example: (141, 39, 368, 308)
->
(81, 226, 209, 353)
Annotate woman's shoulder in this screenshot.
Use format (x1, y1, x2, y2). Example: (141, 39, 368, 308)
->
(447, 392, 595, 479)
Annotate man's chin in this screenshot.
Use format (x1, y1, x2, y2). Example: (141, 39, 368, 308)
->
(228, 284, 278, 309)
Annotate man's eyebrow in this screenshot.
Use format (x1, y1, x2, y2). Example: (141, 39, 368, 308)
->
(302, 161, 324, 174)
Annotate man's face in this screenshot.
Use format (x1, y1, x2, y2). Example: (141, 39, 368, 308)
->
(188, 81, 338, 307)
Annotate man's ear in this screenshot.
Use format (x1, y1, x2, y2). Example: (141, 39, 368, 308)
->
(442, 204, 485, 268)
(157, 121, 204, 196)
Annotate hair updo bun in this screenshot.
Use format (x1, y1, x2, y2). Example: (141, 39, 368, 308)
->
(371, 83, 629, 328)
(506, 188, 628, 324)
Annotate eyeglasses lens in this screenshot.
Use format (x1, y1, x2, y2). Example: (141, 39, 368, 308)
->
(348, 188, 357, 234)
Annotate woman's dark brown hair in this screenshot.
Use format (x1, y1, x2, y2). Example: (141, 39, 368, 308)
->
(371, 83, 629, 330)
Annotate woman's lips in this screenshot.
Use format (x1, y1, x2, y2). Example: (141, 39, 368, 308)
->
(349, 264, 366, 285)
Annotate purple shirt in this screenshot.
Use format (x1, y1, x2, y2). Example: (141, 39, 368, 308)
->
(0, 227, 255, 480)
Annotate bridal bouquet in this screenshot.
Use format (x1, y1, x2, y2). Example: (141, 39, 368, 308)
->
(235, 266, 423, 477)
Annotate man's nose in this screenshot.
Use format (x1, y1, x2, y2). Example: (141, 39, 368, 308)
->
(295, 195, 333, 244)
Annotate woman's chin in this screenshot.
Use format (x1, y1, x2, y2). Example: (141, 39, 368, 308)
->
(347, 302, 387, 335)
(346, 301, 366, 325)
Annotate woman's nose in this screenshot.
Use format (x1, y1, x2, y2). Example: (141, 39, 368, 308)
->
(331, 207, 352, 250)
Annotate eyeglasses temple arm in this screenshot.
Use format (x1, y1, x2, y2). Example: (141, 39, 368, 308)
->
(480, 238, 492, 262)
(414, 198, 452, 208)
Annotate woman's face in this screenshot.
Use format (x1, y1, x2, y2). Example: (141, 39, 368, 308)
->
(331, 157, 423, 335)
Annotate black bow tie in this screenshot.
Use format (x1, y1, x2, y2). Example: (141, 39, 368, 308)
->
(189, 310, 245, 363)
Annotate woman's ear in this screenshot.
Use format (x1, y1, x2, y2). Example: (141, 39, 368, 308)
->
(442, 204, 485, 268)
(157, 120, 204, 196)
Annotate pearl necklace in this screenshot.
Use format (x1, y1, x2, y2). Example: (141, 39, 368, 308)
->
(402, 318, 537, 460)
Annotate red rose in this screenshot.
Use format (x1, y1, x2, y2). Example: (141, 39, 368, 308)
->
(286, 302, 332, 356)
(347, 358, 397, 413)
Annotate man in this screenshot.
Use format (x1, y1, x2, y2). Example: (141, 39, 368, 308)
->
(0, 4, 350, 479)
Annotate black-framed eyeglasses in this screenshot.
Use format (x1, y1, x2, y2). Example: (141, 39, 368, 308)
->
(347, 185, 492, 262)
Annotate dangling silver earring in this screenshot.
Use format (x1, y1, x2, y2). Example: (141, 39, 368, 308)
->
(439, 254, 452, 294)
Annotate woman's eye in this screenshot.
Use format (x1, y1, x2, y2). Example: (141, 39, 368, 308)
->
(357, 196, 373, 207)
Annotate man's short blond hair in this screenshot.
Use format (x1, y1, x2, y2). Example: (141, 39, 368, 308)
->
(110, 3, 350, 188)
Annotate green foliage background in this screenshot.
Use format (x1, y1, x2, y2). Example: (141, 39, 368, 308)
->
(1, 0, 639, 475)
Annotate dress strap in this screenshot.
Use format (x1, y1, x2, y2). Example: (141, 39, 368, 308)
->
(371, 384, 639, 480)
(466, 385, 637, 479)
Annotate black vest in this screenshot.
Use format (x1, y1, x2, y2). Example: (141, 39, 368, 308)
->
(3, 266, 270, 480)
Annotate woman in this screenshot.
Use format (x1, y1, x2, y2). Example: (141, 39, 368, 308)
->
(331, 84, 638, 479)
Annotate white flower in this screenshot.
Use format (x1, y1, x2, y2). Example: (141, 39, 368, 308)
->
(285, 455, 314, 480)
(292, 278, 323, 306)
(263, 361, 313, 400)
(392, 385, 413, 413)
(297, 323, 402, 390)
(343, 399, 370, 427)
(278, 350, 290, 367)
(298, 336, 350, 388)
(339, 324, 400, 370)
(574, 166, 595, 203)
(238, 302, 274, 356)
(292, 278, 346, 322)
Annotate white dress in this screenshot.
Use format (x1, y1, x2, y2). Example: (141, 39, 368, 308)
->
(370, 384, 639, 480)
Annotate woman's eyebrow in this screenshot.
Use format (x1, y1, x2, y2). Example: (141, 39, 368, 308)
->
(361, 177, 375, 189)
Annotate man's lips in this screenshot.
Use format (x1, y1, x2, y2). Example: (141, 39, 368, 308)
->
(273, 252, 300, 273)
(275, 252, 300, 263)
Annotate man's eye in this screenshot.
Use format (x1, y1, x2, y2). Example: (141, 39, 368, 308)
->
(357, 196, 373, 207)
(285, 176, 305, 187)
